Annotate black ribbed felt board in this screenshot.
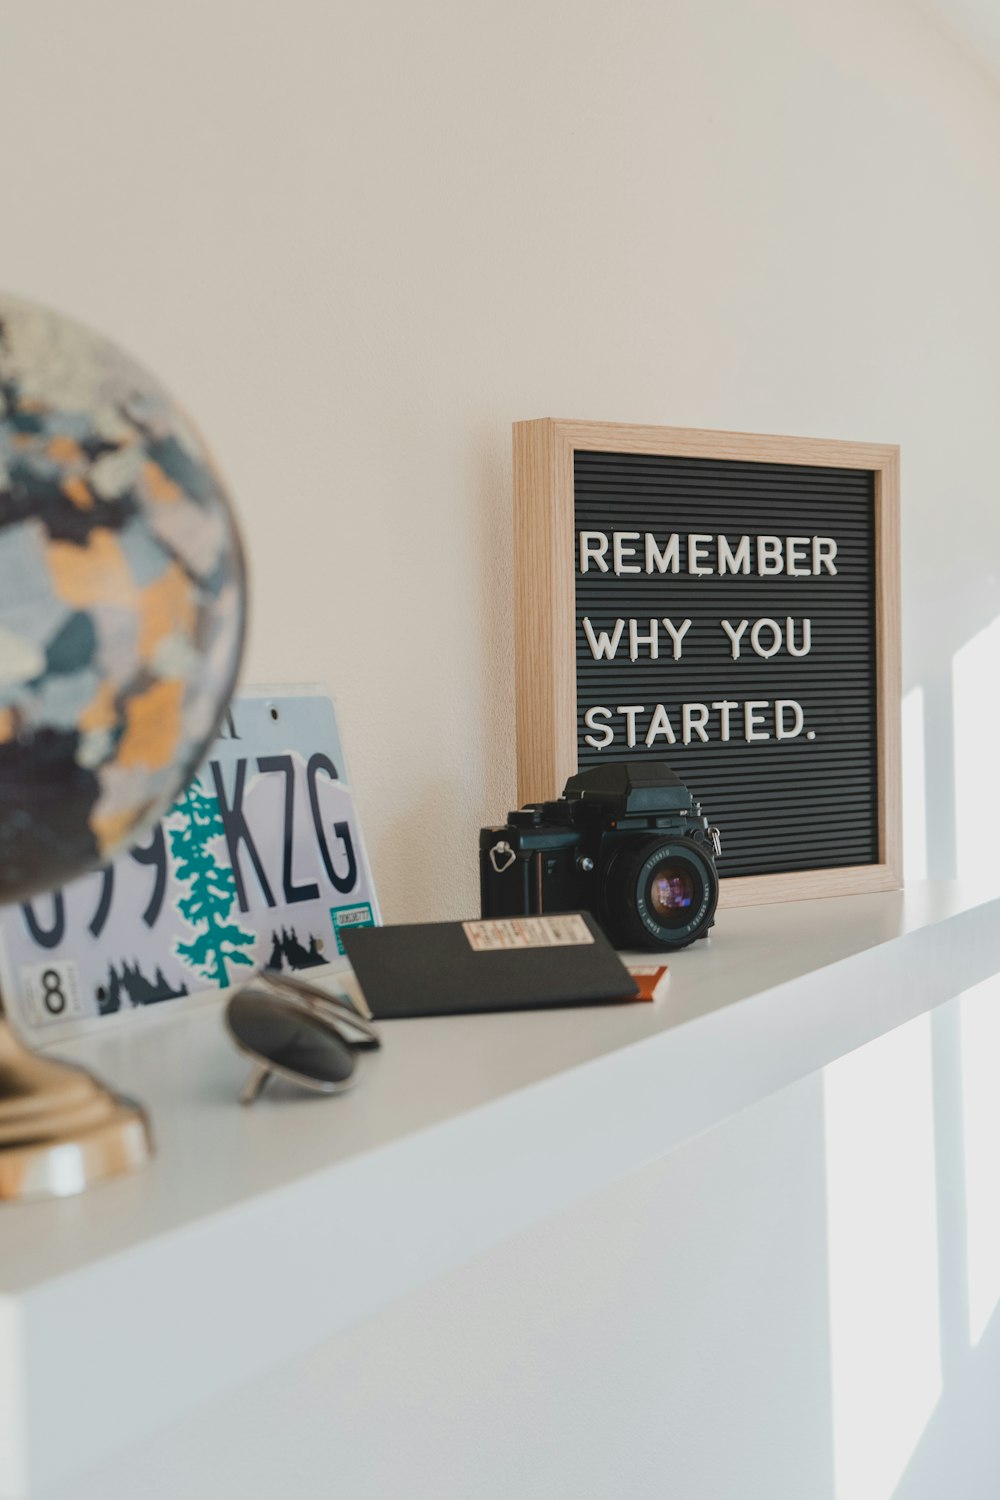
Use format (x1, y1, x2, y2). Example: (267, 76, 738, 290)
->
(574, 451, 878, 879)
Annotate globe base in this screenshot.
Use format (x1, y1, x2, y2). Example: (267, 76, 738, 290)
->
(0, 1020, 151, 1202)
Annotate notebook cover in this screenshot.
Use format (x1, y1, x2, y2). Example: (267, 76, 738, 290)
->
(341, 912, 640, 1019)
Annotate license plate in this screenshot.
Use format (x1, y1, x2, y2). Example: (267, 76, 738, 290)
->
(0, 686, 380, 1041)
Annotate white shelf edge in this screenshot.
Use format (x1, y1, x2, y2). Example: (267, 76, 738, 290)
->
(4, 891, 1000, 1497)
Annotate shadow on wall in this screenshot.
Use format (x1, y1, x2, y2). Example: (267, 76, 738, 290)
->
(371, 418, 516, 925)
(472, 417, 517, 827)
(822, 970, 1000, 1500)
(765, 592, 1000, 1491)
(903, 610, 1000, 888)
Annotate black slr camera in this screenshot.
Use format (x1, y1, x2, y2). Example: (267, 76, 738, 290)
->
(480, 761, 721, 951)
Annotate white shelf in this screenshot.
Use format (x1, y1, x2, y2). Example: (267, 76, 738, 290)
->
(2, 881, 999, 1498)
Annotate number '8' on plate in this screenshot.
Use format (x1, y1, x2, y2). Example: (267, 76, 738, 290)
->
(20, 959, 84, 1026)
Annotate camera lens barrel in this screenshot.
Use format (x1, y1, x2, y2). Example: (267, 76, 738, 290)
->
(600, 835, 719, 950)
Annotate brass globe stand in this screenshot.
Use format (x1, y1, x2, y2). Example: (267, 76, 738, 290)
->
(0, 1004, 151, 1202)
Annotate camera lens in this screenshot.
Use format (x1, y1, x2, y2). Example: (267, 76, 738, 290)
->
(648, 864, 696, 921)
(600, 836, 718, 950)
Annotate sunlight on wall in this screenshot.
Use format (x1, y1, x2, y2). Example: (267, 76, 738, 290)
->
(953, 617, 1000, 885)
(824, 1013, 941, 1500)
(960, 974, 1000, 1344)
(902, 686, 927, 881)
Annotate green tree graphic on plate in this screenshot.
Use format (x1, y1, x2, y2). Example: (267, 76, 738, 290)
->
(170, 778, 256, 987)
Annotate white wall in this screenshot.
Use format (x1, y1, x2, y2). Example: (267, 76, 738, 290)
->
(6, 17, 1000, 1498)
(0, 0, 998, 920)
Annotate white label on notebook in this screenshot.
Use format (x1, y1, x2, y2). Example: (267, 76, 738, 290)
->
(462, 915, 595, 951)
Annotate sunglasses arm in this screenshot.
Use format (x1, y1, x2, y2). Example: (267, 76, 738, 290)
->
(255, 972, 380, 1045)
(240, 1061, 273, 1108)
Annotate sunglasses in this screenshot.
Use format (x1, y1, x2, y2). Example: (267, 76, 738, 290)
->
(225, 970, 381, 1105)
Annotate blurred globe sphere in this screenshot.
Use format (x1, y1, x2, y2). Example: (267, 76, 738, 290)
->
(0, 293, 246, 903)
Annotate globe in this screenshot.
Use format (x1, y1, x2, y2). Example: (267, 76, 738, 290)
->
(0, 292, 248, 1200)
(0, 292, 246, 904)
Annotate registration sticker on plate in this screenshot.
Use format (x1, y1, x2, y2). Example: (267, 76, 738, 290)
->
(330, 902, 376, 954)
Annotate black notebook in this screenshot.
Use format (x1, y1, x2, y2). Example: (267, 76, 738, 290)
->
(341, 912, 639, 1019)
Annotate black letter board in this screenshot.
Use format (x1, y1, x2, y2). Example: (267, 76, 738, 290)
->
(513, 421, 901, 907)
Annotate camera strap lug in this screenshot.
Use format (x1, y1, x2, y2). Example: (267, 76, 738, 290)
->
(709, 827, 722, 857)
(489, 840, 517, 874)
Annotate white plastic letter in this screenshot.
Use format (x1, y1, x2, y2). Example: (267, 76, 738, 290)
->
(612, 532, 641, 575)
(786, 537, 810, 576)
(662, 618, 692, 660)
(579, 532, 609, 573)
(757, 537, 784, 575)
(629, 619, 659, 661)
(744, 700, 771, 742)
(750, 618, 782, 659)
(584, 706, 614, 749)
(644, 704, 676, 746)
(582, 617, 625, 660)
(775, 700, 804, 740)
(645, 533, 680, 574)
(786, 617, 812, 657)
(718, 535, 751, 575)
(682, 703, 710, 744)
(688, 534, 713, 576)
(712, 700, 738, 742)
(813, 537, 838, 576)
(721, 619, 749, 660)
(617, 705, 645, 749)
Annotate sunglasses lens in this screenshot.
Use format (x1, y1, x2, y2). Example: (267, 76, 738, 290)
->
(228, 991, 356, 1087)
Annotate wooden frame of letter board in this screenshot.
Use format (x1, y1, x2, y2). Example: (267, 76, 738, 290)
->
(513, 419, 901, 908)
